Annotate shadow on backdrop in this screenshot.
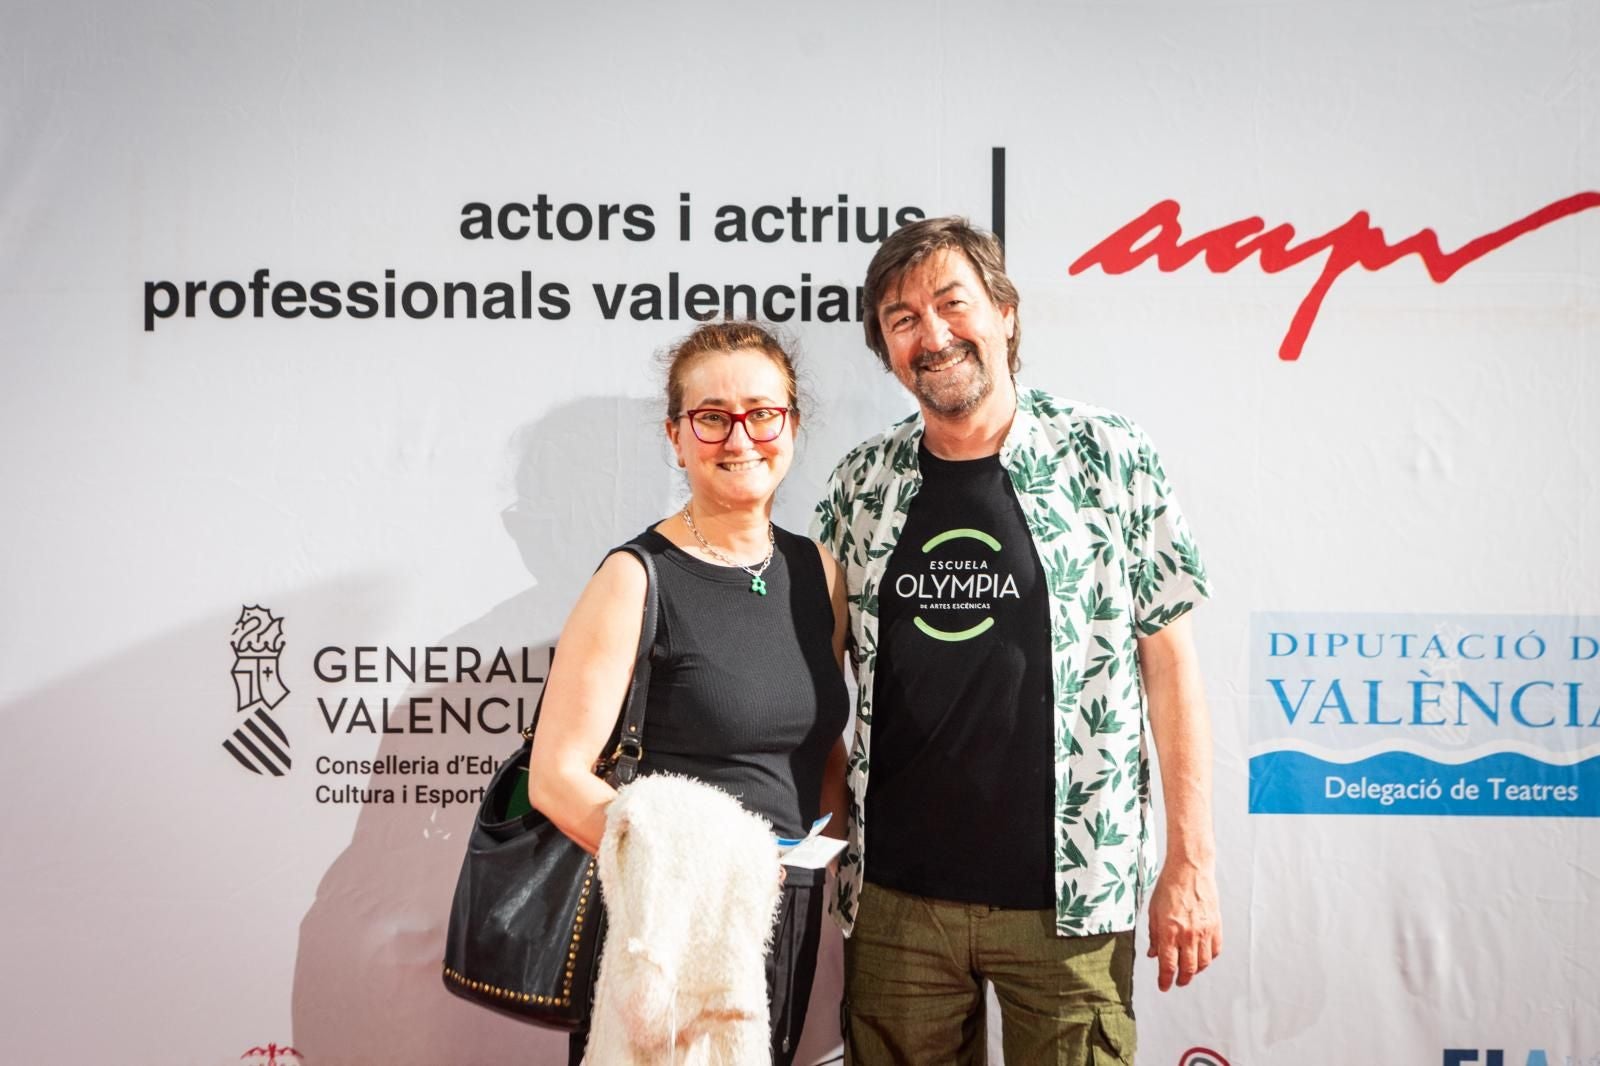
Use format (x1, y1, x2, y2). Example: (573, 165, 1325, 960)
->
(290, 395, 848, 1065)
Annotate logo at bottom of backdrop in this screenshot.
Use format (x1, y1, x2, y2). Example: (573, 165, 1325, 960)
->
(224, 605, 294, 776)
(239, 1044, 302, 1065)
(1444, 1049, 1579, 1066)
(1179, 1049, 1231, 1066)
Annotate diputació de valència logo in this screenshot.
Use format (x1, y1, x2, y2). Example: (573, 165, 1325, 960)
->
(225, 605, 293, 776)
(1249, 613, 1600, 817)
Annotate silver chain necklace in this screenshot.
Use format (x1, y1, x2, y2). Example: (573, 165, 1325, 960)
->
(680, 502, 775, 595)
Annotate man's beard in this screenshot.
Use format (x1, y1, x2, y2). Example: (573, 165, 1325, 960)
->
(912, 341, 992, 417)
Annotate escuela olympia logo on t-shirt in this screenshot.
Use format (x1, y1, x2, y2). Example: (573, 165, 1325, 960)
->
(892, 527, 1021, 642)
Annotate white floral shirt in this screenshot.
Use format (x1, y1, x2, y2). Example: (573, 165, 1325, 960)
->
(813, 387, 1209, 935)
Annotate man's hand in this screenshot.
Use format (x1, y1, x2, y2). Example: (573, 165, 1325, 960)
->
(1146, 859, 1222, 991)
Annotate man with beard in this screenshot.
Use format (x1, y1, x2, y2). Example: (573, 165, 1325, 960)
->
(813, 216, 1220, 1064)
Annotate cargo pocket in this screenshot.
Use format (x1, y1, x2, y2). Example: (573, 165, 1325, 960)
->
(1088, 1006, 1136, 1066)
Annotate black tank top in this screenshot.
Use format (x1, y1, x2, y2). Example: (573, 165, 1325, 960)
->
(612, 526, 848, 841)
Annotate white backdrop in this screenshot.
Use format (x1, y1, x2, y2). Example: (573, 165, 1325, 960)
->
(2, 2, 1596, 1064)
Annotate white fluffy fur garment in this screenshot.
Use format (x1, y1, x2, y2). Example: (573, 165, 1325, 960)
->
(586, 774, 782, 1066)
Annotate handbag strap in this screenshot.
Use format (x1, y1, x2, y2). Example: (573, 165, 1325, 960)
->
(607, 543, 658, 786)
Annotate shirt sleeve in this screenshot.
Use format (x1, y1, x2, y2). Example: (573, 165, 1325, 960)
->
(811, 456, 851, 564)
(1120, 423, 1210, 635)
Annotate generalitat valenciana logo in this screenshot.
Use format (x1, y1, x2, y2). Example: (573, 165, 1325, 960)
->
(224, 605, 293, 776)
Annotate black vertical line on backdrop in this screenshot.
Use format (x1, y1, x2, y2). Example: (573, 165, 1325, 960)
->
(991, 147, 1006, 247)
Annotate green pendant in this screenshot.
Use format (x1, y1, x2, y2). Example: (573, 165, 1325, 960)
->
(750, 575, 768, 595)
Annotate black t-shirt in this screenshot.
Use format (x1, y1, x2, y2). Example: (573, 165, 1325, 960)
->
(865, 445, 1055, 908)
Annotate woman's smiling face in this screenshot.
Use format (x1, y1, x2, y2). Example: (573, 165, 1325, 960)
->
(666, 347, 797, 511)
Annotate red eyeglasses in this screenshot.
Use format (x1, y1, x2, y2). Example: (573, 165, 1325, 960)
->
(679, 407, 790, 444)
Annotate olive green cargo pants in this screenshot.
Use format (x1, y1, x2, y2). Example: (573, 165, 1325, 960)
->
(843, 883, 1136, 1066)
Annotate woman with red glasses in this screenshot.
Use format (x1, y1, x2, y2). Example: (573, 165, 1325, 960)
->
(529, 320, 850, 1065)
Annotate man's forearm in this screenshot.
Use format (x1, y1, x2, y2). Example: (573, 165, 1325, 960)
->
(1137, 612, 1223, 989)
(1139, 614, 1216, 862)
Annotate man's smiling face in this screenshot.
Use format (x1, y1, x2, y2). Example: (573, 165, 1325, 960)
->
(877, 247, 1017, 420)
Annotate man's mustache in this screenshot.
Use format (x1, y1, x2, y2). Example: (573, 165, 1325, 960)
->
(912, 340, 979, 373)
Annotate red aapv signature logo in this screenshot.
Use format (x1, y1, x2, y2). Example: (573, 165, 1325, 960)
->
(1069, 192, 1600, 361)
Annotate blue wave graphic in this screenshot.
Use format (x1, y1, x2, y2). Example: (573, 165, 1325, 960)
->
(1249, 749, 1598, 817)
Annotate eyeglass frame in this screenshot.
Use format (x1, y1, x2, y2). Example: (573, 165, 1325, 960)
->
(676, 406, 791, 444)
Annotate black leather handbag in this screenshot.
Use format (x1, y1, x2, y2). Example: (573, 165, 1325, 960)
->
(441, 544, 658, 1028)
